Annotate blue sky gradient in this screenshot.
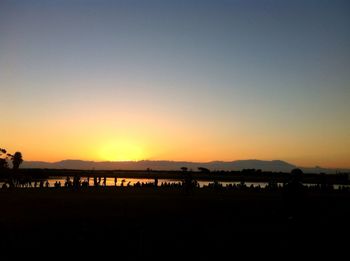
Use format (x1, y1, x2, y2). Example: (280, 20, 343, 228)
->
(1, 0, 349, 167)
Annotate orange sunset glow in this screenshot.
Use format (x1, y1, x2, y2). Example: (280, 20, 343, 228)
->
(1, 1, 350, 258)
(1, 0, 349, 169)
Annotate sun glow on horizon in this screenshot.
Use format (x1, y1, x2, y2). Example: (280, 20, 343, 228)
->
(1, 1, 349, 168)
(99, 140, 144, 162)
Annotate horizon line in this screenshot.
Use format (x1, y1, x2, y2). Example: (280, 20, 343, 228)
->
(21, 158, 350, 170)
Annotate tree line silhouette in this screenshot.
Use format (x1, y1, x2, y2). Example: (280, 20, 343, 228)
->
(1, 147, 349, 194)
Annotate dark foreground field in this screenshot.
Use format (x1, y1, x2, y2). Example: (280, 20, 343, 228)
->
(1, 188, 349, 259)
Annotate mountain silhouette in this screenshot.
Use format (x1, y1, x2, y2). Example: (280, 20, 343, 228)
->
(20, 159, 348, 173)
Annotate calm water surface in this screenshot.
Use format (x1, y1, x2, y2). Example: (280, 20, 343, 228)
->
(1, 177, 349, 190)
(47, 177, 269, 188)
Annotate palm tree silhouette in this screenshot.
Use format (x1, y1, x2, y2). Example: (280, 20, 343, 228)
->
(0, 148, 9, 169)
(9, 152, 23, 170)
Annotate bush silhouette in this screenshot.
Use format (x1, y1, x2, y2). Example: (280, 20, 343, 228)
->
(198, 167, 210, 173)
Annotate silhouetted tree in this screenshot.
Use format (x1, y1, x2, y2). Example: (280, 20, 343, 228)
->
(0, 148, 9, 169)
(0, 158, 8, 169)
(198, 167, 210, 173)
(0, 148, 7, 155)
(291, 168, 303, 176)
(181, 167, 188, 172)
(8, 152, 23, 170)
(242, 168, 256, 174)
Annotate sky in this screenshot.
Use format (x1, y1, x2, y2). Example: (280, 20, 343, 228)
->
(1, 0, 349, 168)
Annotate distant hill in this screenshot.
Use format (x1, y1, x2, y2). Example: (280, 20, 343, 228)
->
(20, 159, 349, 174)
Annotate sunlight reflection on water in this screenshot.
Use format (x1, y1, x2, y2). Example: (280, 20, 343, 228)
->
(1, 177, 349, 190)
(44, 178, 269, 188)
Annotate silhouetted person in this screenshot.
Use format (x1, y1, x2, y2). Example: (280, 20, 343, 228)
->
(183, 171, 195, 192)
(283, 168, 306, 220)
(114, 177, 117, 186)
(319, 173, 333, 192)
(213, 180, 220, 190)
(154, 177, 158, 187)
(73, 175, 81, 189)
(103, 176, 107, 186)
(82, 180, 89, 187)
(239, 180, 246, 189)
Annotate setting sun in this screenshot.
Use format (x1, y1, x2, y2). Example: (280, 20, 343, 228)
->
(1, 1, 349, 256)
(99, 140, 144, 161)
(1, 0, 349, 169)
